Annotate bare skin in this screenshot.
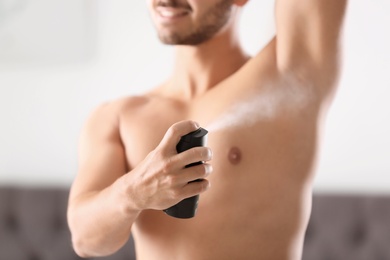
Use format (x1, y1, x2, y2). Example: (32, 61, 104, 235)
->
(67, 0, 348, 259)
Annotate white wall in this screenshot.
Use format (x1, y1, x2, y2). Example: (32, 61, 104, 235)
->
(0, 0, 389, 193)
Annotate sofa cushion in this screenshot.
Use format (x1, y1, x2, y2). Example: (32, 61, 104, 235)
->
(1, 187, 390, 260)
(302, 194, 390, 260)
(0, 187, 135, 260)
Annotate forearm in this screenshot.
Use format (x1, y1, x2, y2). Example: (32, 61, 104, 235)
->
(67, 120, 210, 257)
(67, 177, 140, 258)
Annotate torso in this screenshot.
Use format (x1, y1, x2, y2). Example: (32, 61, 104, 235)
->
(116, 40, 328, 260)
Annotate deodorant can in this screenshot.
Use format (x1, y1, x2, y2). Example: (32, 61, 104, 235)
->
(163, 127, 208, 219)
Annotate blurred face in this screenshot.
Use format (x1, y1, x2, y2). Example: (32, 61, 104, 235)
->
(148, 0, 234, 45)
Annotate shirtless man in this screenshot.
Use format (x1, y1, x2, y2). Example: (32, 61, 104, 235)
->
(67, 0, 348, 259)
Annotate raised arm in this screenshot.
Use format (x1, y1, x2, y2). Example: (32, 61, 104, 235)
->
(275, 0, 348, 94)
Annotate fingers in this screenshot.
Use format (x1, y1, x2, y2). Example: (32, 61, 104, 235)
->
(153, 120, 212, 204)
(159, 120, 200, 152)
(175, 163, 213, 185)
(180, 179, 210, 199)
(173, 146, 213, 169)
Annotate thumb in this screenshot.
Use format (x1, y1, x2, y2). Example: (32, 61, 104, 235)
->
(158, 120, 200, 153)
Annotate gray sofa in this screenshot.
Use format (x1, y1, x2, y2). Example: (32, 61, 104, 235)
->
(0, 186, 389, 260)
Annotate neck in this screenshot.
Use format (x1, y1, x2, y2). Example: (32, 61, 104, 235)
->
(165, 27, 250, 101)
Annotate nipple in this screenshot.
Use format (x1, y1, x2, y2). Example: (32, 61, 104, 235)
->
(228, 147, 242, 165)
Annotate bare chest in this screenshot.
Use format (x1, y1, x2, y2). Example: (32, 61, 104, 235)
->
(120, 81, 317, 175)
(119, 86, 319, 259)
(120, 86, 318, 212)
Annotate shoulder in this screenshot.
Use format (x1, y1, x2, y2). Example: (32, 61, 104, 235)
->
(91, 95, 152, 119)
(81, 95, 153, 139)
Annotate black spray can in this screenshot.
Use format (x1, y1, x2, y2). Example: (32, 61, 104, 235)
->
(163, 127, 208, 219)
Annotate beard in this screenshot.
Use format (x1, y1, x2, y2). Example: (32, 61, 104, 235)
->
(155, 0, 234, 45)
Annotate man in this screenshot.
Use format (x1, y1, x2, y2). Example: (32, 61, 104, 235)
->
(67, 0, 348, 259)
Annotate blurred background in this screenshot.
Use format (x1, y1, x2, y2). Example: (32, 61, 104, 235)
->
(1, 0, 389, 191)
(0, 0, 389, 259)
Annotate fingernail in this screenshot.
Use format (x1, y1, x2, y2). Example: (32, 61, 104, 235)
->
(207, 148, 213, 160)
(206, 164, 213, 174)
(193, 121, 200, 129)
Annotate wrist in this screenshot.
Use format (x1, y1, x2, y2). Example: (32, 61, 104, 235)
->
(112, 175, 142, 217)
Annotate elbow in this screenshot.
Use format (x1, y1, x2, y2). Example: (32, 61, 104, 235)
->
(71, 236, 94, 258)
(70, 233, 127, 258)
(68, 221, 97, 258)
(68, 222, 127, 258)
(68, 214, 99, 258)
(66, 195, 131, 258)
(70, 230, 111, 258)
(67, 211, 89, 257)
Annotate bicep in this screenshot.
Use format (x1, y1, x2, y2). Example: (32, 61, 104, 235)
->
(275, 0, 347, 77)
(69, 103, 128, 201)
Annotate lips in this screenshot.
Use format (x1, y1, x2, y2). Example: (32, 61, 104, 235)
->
(156, 6, 190, 19)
